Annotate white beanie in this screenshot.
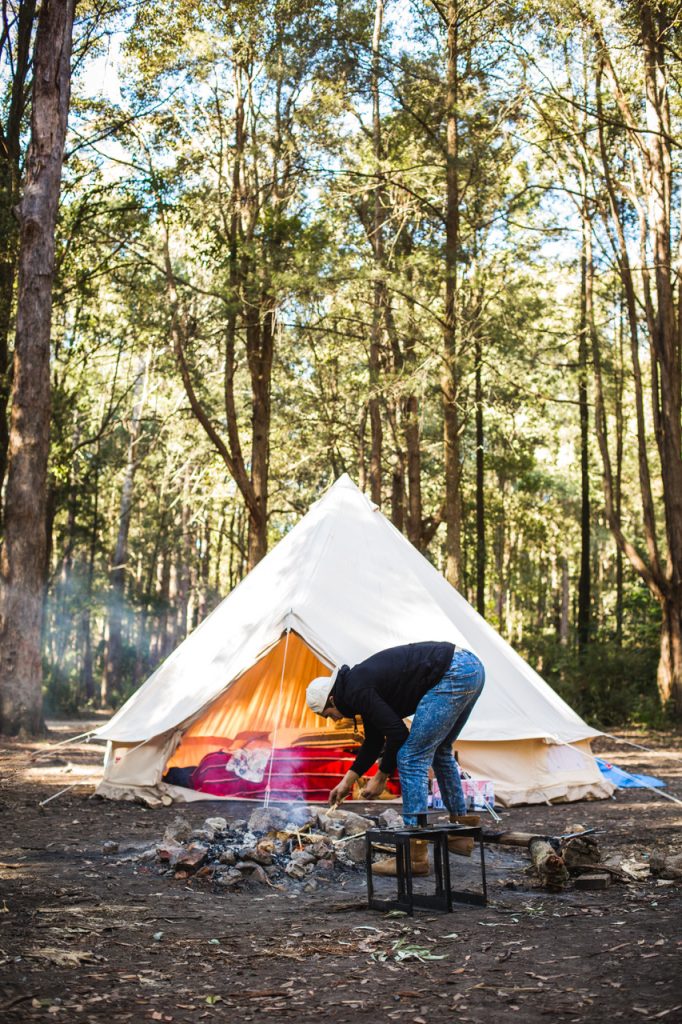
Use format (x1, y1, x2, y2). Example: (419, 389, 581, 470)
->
(306, 668, 339, 714)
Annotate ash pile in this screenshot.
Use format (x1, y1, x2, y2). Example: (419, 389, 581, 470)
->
(150, 805, 402, 890)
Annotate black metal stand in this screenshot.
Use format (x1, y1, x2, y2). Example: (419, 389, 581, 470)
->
(365, 814, 487, 915)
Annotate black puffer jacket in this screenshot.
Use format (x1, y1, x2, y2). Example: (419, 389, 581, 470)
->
(331, 641, 455, 776)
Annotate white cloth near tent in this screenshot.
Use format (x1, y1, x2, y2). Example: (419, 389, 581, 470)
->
(95, 475, 614, 807)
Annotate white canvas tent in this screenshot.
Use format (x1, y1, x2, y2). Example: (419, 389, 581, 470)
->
(95, 475, 613, 806)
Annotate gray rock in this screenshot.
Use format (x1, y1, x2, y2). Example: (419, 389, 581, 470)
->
(216, 867, 243, 887)
(243, 844, 273, 866)
(163, 815, 193, 844)
(285, 861, 308, 880)
(190, 828, 214, 842)
(249, 864, 270, 885)
(315, 857, 335, 874)
(378, 808, 403, 829)
(320, 819, 346, 840)
(334, 810, 374, 836)
(319, 809, 373, 837)
(218, 848, 237, 866)
(284, 804, 317, 828)
(310, 840, 333, 859)
(204, 816, 228, 835)
(291, 849, 316, 866)
(343, 836, 368, 864)
(303, 879, 318, 892)
(248, 807, 288, 834)
(236, 846, 258, 862)
(102, 840, 119, 854)
(234, 862, 269, 884)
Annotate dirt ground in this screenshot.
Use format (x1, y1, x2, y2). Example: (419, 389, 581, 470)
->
(1, 720, 681, 1023)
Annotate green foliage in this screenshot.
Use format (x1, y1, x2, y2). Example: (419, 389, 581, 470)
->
(526, 638, 664, 729)
(24, 0, 679, 721)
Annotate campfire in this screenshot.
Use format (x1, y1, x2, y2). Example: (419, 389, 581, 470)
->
(148, 805, 402, 889)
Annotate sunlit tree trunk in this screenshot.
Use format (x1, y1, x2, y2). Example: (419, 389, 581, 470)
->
(577, 210, 591, 653)
(0, 0, 75, 735)
(474, 333, 485, 615)
(101, 355, 148, 706)
(0, 0, 37, 509)
(442, 0, 463, 587)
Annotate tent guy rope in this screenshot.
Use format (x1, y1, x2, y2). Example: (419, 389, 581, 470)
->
(550, 735, 682, 807)
(600, 732, 682, 763)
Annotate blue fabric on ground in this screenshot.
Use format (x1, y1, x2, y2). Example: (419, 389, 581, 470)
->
(596, 757, 666, 788)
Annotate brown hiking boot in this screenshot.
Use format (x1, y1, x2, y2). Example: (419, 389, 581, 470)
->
(448, 813, 480, 857)
(372, 839, 430, 877)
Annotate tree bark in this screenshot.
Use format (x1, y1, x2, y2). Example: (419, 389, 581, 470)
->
(101, 355, 148, 706)
(474, 334, 485, 615)
(442, 0, 463, 587)
(368, 0, 385, 507)
(80, 447, 100, 705)
(577, 211, 591, 652)
(560, 556, 569, 646)
(0, 0, 75, 736)
(0, 0, 37, 508)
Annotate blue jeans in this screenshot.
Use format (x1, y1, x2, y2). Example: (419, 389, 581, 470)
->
(397, 650, 485, 825)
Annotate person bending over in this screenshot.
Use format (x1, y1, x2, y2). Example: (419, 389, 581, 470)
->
(305, 640, 485, 876)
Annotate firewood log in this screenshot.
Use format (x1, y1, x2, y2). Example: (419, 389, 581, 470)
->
(528, 837, 570, 891)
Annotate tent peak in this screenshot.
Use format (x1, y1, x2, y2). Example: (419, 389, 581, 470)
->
(323, 473, 378, 509)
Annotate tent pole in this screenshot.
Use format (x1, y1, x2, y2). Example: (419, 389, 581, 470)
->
(263, 623, 292, 808)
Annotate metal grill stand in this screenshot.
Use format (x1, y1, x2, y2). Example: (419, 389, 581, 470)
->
(365, 815, 487, 915)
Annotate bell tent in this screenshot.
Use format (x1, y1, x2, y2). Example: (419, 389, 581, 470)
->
(94, 475, 613, 807)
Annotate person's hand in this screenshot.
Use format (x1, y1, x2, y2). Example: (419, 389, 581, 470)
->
(329, 769, 359, 807)
(362, 771, 388, 800)
(329, 781, 350, 807)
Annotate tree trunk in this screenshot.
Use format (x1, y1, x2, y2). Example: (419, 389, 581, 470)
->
(101, 355, 148, 706)
(0, 0, 75, 736)
(474, 334, 485, 615)
(560, 556, 570, 646)
(615, 298, 624, 647)
(658, 597, 682, 714)
(0, 0, 37, 509)
(177, 465, 193, 637)
(368, 0, 385, 507)
(577, 213, 591, 652)
(245, 307, 272, 567)
(442, 0, 463, 587)
(80, 450, 99, 705)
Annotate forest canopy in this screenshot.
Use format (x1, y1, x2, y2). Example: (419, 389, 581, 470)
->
(0, 0, 681, 734)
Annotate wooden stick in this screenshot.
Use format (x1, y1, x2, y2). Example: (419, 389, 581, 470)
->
(482, 829, 548, 847)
